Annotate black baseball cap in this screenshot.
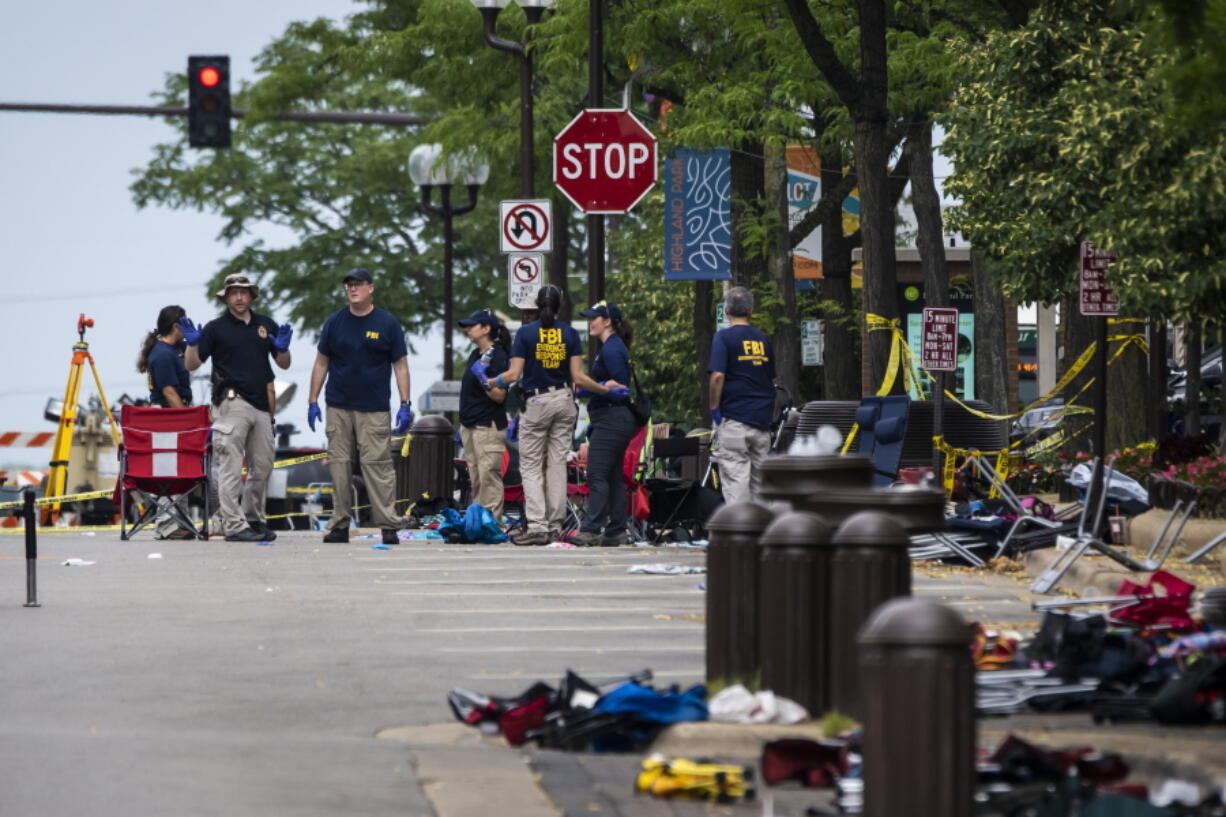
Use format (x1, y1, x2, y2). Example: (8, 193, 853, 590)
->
(342, 267, 373, 284)
(579, 300, 622, 323)
(458, 309, 500, 328)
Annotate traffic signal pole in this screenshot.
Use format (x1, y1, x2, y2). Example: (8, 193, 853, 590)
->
(0, 102, 426, 127)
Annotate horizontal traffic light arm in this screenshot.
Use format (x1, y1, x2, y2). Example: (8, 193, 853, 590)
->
(0, 102, 426, 126)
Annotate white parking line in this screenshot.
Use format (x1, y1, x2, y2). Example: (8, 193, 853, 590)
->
(417, 624, 700, 634)
(377, 576, 702, 585)
(467, 669, 703, 681)
(390, 590, 702, 598)
(395, 607, 699, 614)
(437, 645, 704, 654)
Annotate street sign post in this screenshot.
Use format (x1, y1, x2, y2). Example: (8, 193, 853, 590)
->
(508, 252, 545, 309)
(499, 199, 553, 253)
(553, 108, 658, 214)
(921, 307, 960, 372)
(801, 319, 823, 366)
(1079, 241, 1119, 316)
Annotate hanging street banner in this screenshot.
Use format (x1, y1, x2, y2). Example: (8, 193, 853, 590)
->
(508, 253, 545, 309)
(663, 148, 732, 281)
(786, 146, 861, 283)
(1079, 240, 1120, 316)
(920, 307, 960, 372)
(500, 199, 553, 253)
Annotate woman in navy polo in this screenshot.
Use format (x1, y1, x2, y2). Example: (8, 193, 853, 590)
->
(488, 286, 620, 546)
(570, 301, 636, 547)
(457, 309, 511, 520)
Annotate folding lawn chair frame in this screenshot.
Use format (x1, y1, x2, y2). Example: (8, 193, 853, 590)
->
(1030, 458, 1198, 594)
(115, 404, 211, 541)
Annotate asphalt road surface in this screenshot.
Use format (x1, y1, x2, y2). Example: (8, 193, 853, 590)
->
(0, 530, 1034, 816)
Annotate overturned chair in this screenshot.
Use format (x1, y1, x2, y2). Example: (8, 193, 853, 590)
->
(114, 404, 212, 540)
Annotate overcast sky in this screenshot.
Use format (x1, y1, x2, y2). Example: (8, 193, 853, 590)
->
(0, 0, 451, 469)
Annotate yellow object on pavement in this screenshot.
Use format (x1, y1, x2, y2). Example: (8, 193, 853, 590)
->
(634, 754, 754, 802)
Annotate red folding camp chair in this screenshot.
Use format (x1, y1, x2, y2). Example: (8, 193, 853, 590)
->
(113, 404, 212, 540)
(621, 425, 652, 541)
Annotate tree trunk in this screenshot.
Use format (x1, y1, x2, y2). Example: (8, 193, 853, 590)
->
(765, 140, 800, 401)
(1061, 295, 1096, 458)
(730, 144, 766, 288)
(694, 280, 715, 425)
(822, 242, 858, 402)
(970, 251, 1009, 441)
(1150, 321, 1168, 441)
(852, 0, 898, 394)
(1185, 321, 1202, 436)
(1105, 322, 1148, 452)
(907, 118, 949, 469)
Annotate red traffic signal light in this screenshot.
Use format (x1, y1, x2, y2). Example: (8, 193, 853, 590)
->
(198, 66, 220, 88)
(187, 55, 231, 149)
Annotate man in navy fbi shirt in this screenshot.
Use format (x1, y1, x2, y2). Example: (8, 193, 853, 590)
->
(307, 268, 411, 546)
(707, 286, 777, 504)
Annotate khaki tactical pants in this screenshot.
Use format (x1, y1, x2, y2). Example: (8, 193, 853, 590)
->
(212, 394, 275, 536)
(714, 418, 770, 505)
(461, 423, 506, 520)
(517, 387, 577, 534)
(325, 407, 401, 531)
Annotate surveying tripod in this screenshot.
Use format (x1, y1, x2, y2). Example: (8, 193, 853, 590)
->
(43, 314, 121, 523)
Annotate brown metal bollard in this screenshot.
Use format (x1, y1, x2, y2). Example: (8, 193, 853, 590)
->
(758, 511, 835, 714)
(705, 501, 775, 692)
(859, 598, 975, 817)
(828, 511, 911, 719)
(397, 414, 455, 513)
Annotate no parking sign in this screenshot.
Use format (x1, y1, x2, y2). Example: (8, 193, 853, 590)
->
(508, 253, 544, 309)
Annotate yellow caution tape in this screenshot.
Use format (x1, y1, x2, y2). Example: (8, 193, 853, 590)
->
(0, 488, 114, 511)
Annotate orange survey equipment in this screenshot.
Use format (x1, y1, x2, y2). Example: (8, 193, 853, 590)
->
(43, 314, 121, 523)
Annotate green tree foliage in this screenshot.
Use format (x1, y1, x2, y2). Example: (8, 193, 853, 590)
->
(941, 0, 1226, 321)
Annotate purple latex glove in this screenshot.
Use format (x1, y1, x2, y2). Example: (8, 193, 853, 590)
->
(176, 317, 201, 346)
(307, 402, 322, 432)
(711, 409, 723, 425)
(607, 387, 630, 400)
(394, 403, 413, 435)
(271, 323, 293, 352)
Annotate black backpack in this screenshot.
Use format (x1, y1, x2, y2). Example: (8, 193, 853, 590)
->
(1150, 655, 1226, 725)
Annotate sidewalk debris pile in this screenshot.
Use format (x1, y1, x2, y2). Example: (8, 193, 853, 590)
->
(976, 578, 1226, 725)
(447, 668, 708, 752)
(708, 684, 809, 725)
(681, 731, 1224, 815)
(634, 755, 754, 803)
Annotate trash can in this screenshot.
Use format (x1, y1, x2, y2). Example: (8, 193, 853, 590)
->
(705, 501, 775, 692)
(758, 511, 835, 714)
(859, 598, 974, 817)
(828, 511, 912, 719)
(398, 414, 455, 514)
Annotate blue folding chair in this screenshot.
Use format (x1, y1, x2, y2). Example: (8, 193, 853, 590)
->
(855, 395, 910, 487)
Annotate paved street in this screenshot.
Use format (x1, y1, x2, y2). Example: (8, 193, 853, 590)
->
(1, 530, 1038, 816)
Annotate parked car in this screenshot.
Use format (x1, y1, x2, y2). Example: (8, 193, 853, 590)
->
(1010, 399, 1067, 444)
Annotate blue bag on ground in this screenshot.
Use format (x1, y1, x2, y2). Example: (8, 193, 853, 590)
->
(436, 507, 467, 542)
(464, 502, 508, 544)
(593, 681, 708, 723)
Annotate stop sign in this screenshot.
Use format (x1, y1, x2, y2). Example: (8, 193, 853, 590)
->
(553, 108, 658, 214)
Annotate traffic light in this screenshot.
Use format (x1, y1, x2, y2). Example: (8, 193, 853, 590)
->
(187, 55, 231, 148)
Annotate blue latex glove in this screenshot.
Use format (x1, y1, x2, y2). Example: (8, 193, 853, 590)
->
(507, 418, 518, 442)
(469, 359, 489, 381)
(607, 387, 631, 400)
(271, 323, 293, 353)
(711, 409, 722, 426)
(177, 317, 201, 346)
(394, 403, 413, 435)
(307, 402, 322, 432)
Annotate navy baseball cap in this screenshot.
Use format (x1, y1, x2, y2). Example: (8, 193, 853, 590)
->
(458, 309, 500, 328)
(342, 267, 373, 284)
(579, 300, 622, 323)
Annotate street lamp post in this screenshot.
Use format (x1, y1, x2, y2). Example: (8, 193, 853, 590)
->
(408, 143, 489, 381)
(471, 0, 555, 198)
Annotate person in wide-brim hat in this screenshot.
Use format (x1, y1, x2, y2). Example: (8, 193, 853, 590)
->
(215, 273, 260, 300)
